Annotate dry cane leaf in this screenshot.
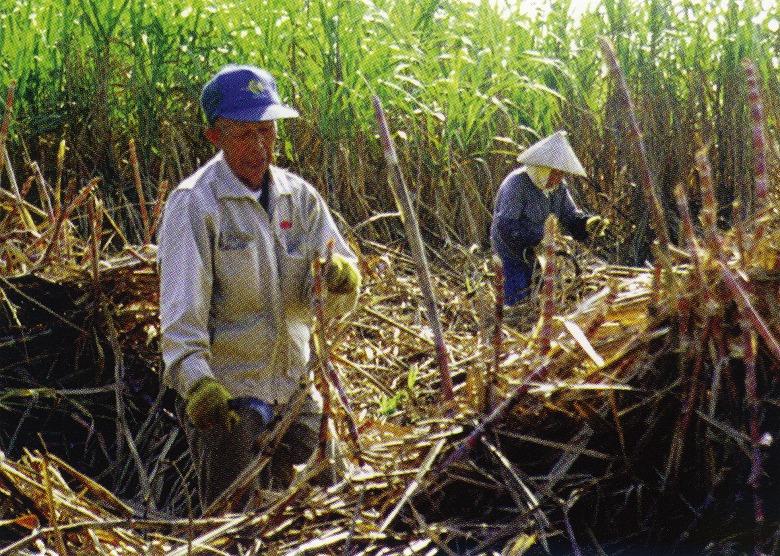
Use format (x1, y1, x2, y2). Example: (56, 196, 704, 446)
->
(0, 513, 40, 530)
(502, 532, 537, 556)
(561, 318, 605, 367)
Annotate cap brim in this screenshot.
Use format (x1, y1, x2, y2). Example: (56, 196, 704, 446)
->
(219, 104, 300, 122)
(259, 105, 300, 120)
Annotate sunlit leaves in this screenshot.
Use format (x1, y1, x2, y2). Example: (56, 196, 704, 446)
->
(2, 0, 779, 247)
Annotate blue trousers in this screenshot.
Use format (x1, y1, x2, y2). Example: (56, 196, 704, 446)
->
(500, 254, 534, 306)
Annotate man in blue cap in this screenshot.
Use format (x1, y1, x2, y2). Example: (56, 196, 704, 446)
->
(158, 65, 361, 511)
(491, 131, 608, 305)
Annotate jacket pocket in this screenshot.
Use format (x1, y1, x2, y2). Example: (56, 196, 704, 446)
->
(214, 242, 260, 314)
(218, 229, 254, 250)
(280, 252, 309, 307)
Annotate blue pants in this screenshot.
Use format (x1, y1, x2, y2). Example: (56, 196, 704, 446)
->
(500, 255, 534, 306)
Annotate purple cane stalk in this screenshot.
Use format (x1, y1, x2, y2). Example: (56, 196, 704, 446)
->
(674, 183, 715, 307)
(743, 59, 769, 266)
(312, 254, 333, 460)
(489, 255, 504, 412)
(129, 138, 151, 245)
(742, 327, 765, 526)
(537, 215, 558, 356)
(29, 178, 101, 252)
(0, 80, 17, 197)
(440, 360, 553, 470)
(148, 179, 170, 240)
(718, 261, 780, 364)
(597, 37, 671, 253)
(731, 201, 746, 264)
(373, 95, 455, 409)
(694, 149, 724, 259)
(38, 177, 77, 267)
(30, 161, 54, 221)
(743, 59, 768, 210)
(312, 240, 363, 458)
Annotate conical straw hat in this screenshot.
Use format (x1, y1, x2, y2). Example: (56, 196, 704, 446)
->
(517, 130, 586, 177)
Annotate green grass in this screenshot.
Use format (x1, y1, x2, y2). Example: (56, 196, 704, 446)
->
(1, 0, 778, 261)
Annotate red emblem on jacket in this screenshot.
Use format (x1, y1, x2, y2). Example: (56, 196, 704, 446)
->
(280, 220, 292, 229)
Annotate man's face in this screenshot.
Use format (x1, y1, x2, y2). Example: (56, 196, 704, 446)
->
(206, 118, 277, 189)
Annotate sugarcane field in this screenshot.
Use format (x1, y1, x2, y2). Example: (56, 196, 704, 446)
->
(2, 0, 780, 554)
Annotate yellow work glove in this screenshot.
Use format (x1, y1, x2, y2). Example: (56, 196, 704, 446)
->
(586, 216, 609, 238)
(185, 377, 239, 431)
(324, 253, 361, 294)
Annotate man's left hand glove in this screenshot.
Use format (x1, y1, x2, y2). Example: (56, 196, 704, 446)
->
(323, 253, 361, 294)
(185, 377, 239, 431)
(586, 216, 609, 238)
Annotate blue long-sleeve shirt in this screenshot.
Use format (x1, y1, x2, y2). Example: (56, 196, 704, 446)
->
(491, 168, 589, 261)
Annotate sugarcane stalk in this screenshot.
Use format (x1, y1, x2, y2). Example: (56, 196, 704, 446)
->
(743, 59, 768, 212)
(148, 179, 170, 239)
(0, 79, 19, 198)
(731, 201, 746, 264)
(718, 261, 780, 364)
(668, 184, 726, 484)
(29, 177, 100, 252)
(312, 240, 363, 459)
(202, 385, 310, 516)
(536, 215, 558, 356)
(597, 37, 671, 253)
(372, 94, 454, 408)
(674, 183, 716, 308)
(312, 252, 333, 463)
(129, 138, 151, 244)
(488, 255, 504, 413)
(439, 358, 553, 470)
(743, 59, 769, 266)
(55, 139, 65, 216)
(666, 336, 706, 487)
(20, 174, 35, 200)
(30, 161, 54, 221)
(742, 328, 765, 527)
(87, 195, 103, 296)
(694, 149, 724, 259)
(671, 185, 696, 356)
(38, 177, 77, 267)
(677, 175, 732, 373)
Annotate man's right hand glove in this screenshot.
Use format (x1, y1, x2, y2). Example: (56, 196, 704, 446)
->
(586, 216, 609, 238)
(185, 377, 239, 431)
(324, 253, 361, 294)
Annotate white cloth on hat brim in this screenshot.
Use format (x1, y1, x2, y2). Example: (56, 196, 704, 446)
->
(219, 104, 300, 122)
(525, 165, 551, 189)
(517, 130, 586, 177)
(257, 104, 299, 121)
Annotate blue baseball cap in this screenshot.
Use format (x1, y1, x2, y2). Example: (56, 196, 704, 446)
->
(200, 64, 299, 125)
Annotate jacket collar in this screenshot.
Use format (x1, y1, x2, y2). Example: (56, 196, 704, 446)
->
(213, 152, 292, 201)
(268, 166, 292, 198)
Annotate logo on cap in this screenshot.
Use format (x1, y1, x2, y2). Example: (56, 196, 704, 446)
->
(247, 80, 265, 95)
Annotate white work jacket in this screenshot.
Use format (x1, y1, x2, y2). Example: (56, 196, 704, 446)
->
(158, 152, 358, 405)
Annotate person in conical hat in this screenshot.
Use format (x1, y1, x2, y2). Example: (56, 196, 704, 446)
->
(490, 130, 608, 305)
